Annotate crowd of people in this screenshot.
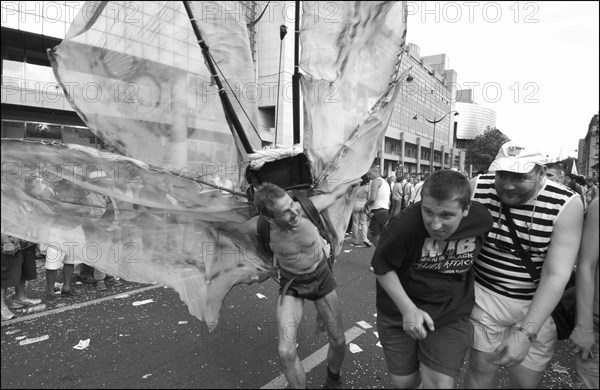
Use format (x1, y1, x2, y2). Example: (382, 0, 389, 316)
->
(2, 141, 598, 389)
(1, 236, 124, 321)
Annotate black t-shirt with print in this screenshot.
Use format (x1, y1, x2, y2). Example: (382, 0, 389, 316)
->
(371, 201, 493, 327)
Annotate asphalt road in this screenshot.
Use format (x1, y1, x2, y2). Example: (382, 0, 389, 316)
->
(1, 238, 580, 388)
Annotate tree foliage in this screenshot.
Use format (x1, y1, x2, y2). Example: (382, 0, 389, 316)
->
(465, 127, 511, 174)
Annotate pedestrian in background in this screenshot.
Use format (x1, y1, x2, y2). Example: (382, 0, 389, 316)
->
(569, 197, 599, 389)
(351, 173, 372, 248)
(364, 165, 391, 246)
(1, 235, 42, 321)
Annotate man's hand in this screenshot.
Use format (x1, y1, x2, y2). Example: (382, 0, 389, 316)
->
(569, 328, 596, 359)
(402, 307, 435, 340)
(492, 328, 532, 367)
(2, 242, 17, 255)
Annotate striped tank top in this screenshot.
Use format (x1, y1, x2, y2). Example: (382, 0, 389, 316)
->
(472, 175, 579, 300)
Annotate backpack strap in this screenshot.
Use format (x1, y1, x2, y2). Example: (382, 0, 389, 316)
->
(292, 190, 335, 270)
(257, 215, 273, 260)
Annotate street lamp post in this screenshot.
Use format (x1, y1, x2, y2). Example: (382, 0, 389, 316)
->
(413, 111, 459, 172)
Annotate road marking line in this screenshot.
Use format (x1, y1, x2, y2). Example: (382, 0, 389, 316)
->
(260, 326, 366, 389)
(1, 285, 162, 326)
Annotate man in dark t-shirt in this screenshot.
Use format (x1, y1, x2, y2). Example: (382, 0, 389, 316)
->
(371, 170, 493, 388)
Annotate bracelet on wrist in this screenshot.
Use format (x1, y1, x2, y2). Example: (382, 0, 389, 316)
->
(574, 326, 595, 333)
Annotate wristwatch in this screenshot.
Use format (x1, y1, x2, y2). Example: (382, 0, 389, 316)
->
(516, 326, 538, 343)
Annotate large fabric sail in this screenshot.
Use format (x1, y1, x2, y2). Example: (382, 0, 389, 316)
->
(300, 1, 408, 253)
(48, 1, 261, 170)
(1, 139, 274, 329)
(1, 1, 408, 329)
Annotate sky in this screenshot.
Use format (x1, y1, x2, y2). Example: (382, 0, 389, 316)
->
(406, 1, 599, 160)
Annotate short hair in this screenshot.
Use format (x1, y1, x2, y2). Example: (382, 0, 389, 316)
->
(544, 162, 564, 173)
(360, 173, 370, 186)
(421, 169, 471, 211)
(575, 175, 587, 186)
(253, 182, 287, 217)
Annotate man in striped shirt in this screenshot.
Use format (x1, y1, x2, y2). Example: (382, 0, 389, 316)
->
(465, 142, 584, 389)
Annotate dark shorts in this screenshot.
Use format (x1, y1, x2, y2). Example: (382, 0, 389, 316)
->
(369, 208, 389, 237)
(279, 261, 336, 301)
(377, 310, 473, 378)
(1, 245, 37, 287)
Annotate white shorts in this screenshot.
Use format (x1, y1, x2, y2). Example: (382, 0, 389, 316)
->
(470, 283, 557, 372)
(43, 226, 84, 270)
(44, 246, 80, 270)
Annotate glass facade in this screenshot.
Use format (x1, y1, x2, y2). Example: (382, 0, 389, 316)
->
(455, 102, 497, 140)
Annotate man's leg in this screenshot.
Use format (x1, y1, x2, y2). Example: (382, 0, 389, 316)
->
(45, 269, 57, 295)
(388, 371, 421, 388)
(61, 263, 80, 295)
(420, 363, 454, 389)
(314, 290, 346, 378)
(464, 348, 499, 388)
(507, 364, 544, 389)
(277, 294, 305, 389)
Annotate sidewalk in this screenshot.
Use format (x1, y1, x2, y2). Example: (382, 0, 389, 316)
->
(2, 257, 152, 324)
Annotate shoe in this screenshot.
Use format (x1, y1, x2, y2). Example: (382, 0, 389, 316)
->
(323, 376, 343, 389)
(105, 277, 123, 286)
(351, 243, 367, 248)
(1, 307, 16, 321)
(96, 280, 107, 291)
(81, 276, 96, 285)
(13, 297, 42, 307)
(60, 288, 81, 297)
(7, 300, 25, 310)
(363, 240, 373, 247)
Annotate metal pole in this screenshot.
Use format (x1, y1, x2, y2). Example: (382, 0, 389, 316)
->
(274, 25, 287, 147)
(430, 120, 436, 172)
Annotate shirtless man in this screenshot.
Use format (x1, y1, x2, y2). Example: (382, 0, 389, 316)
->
(228, 181, 357, 389)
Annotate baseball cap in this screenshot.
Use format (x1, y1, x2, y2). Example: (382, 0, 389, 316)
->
(489, 141, 546, 174)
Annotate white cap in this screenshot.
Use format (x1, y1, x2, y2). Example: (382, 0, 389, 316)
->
(489, 141, 546, 174)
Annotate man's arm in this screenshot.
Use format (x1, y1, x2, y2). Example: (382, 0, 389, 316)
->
(310, 180, 360, 212)
(364, 179, 382, 210)
(569, 198, 599, 359)
(494, 197, 584, 366)
(213, 216, 259, 237)
(376, 271, 434, 340)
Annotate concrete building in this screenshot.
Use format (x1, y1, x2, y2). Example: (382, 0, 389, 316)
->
(577, 113, 599, 177)
(1, 2, 94, 145)
(382, 44, 463, 176)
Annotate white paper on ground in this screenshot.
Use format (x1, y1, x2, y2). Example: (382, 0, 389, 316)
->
(376, 341, 382, 348)
(178, 321, 188, 325)
(256, 293, 266, 299)
(349, 343, 363, 353)
(373, 331, 379, 338)
(73, 339, 90, 350)
(132, 299, 153, 306)
(356, 320, 373, 329)
(19, 335, 49, 346)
